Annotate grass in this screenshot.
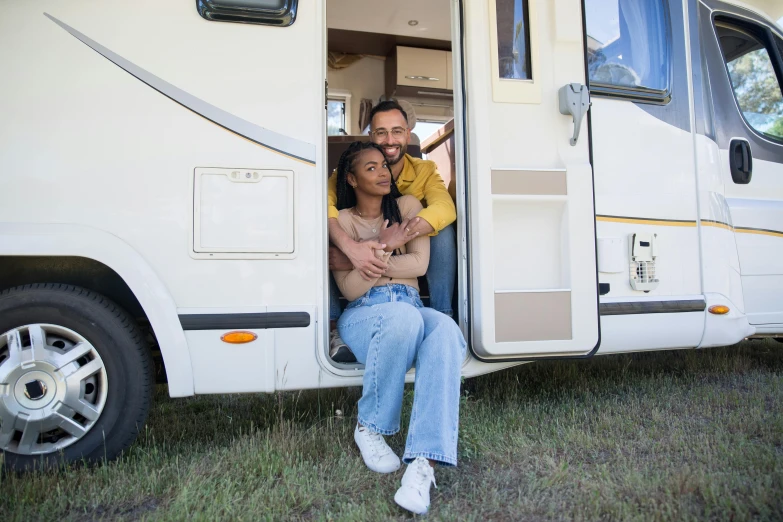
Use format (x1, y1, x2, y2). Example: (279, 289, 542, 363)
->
(2, 339, 782, 521)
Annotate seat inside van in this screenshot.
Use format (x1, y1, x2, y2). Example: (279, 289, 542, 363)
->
(326, 102, 423, 175)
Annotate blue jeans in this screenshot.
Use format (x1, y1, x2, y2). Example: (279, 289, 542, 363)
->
(329, 272, 342, 321)
(329, 224, 456, 320)
(337, 284, 466, 466)
(428, 223, 456, 317)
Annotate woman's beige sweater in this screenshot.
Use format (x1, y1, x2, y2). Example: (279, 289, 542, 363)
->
(332, 195, 431, 302)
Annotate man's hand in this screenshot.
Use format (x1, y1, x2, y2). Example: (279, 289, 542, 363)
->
(329, 218, 388, 280)
(343, 239, 388, 280)
(329, 246, 353, 271)
(379, 219, 419, 252)
(378, 217, 435, 251)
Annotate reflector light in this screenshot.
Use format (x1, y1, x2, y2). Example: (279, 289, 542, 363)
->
(221, 331, 257, 343)
(708, 305, 730, 315)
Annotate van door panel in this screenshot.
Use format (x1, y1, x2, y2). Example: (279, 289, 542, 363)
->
(588, 0, 702, 302)
(463, 0, 600, 360)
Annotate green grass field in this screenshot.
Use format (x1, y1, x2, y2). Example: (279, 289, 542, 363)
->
(2, 340, 782, 521)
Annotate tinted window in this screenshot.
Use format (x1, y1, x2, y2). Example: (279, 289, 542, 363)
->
(586, 0, 670, 96)
(495, 0, 532, 80)
(717, 24, 783, 141)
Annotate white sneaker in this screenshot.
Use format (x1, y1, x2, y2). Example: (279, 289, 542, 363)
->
(394, 457, 437, 515)
(354, 424, 401, 473)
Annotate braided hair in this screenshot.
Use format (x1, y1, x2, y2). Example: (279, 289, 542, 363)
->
(335, 141, 403, 225)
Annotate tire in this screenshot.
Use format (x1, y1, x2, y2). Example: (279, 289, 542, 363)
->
(0, 284, 153, 471)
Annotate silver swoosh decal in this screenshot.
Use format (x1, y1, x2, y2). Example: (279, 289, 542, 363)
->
(44, 13, 316, 165)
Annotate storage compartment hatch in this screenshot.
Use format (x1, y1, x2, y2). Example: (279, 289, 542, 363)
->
(193, 167, 294, 255)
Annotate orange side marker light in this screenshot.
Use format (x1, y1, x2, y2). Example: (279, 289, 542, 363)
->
(221, 331, 258, 344)
(708, 305, 730, 315)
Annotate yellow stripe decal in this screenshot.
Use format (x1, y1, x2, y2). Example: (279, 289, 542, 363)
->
(596, 215, 697, 227)
(735, 227, 783, 238)
(700, 220, 734, 231)
(597, 215, 783, 238)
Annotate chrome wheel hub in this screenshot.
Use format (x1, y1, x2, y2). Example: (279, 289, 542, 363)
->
(0, 324, 108, 455)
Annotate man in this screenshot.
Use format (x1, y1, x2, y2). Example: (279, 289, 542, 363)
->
(328, 101, 457, 356)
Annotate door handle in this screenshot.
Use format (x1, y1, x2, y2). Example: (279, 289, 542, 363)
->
(729, 139, 752, 184)
(558, 83, 591, 146)
(741, 143, 749, 174)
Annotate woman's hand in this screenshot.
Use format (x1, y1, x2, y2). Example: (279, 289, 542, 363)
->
(378, 219, 419, 252)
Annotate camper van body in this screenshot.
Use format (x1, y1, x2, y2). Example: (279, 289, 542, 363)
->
(0, 0, 781, 467)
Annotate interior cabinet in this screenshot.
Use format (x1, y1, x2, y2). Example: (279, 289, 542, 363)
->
(386, 46, 453, 98)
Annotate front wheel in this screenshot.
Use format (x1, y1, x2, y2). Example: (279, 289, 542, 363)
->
(0, 284, 153, 471)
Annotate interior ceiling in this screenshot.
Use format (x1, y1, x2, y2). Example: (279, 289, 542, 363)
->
(328, 28, 451, 55)
(327, 0, 452, 42)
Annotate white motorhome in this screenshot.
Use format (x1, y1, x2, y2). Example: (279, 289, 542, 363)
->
(1, 0, 782, 470)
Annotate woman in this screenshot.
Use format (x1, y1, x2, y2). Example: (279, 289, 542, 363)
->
(332, 141, 466, 515)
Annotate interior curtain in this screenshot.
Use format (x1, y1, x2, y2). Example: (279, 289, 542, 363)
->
(619, 0, 646, 79)
(357, 99, 373, 134)
(619, 0, 665, 84)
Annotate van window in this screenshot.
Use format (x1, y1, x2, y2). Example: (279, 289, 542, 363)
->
(585, 0, 670, 100)
(716, 23, 783, 141)
(414, 120, 447, 143)
(196, 0, 298, 26)
(327, 99, 346, 136)
(495, 0, 532, 80)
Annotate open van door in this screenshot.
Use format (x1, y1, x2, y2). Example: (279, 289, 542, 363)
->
(461, 0, 599, 360)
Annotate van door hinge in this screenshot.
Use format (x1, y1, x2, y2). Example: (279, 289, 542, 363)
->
(324, 80, 329, 110)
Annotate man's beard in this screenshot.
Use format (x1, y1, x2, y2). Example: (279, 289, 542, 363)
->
(385, 144, 407, 166)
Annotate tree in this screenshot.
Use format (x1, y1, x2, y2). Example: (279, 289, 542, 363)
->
(767, 117, 783, 139)
(727, 49, 783, 139)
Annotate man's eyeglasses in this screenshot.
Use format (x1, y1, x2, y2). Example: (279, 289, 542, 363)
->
(371, 127, 407, 139)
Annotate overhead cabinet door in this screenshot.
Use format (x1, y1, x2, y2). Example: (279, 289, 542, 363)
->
(463, 0, 600, 360)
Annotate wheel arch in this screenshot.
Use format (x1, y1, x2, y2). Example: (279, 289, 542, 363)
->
(0, 223, 194, 396)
